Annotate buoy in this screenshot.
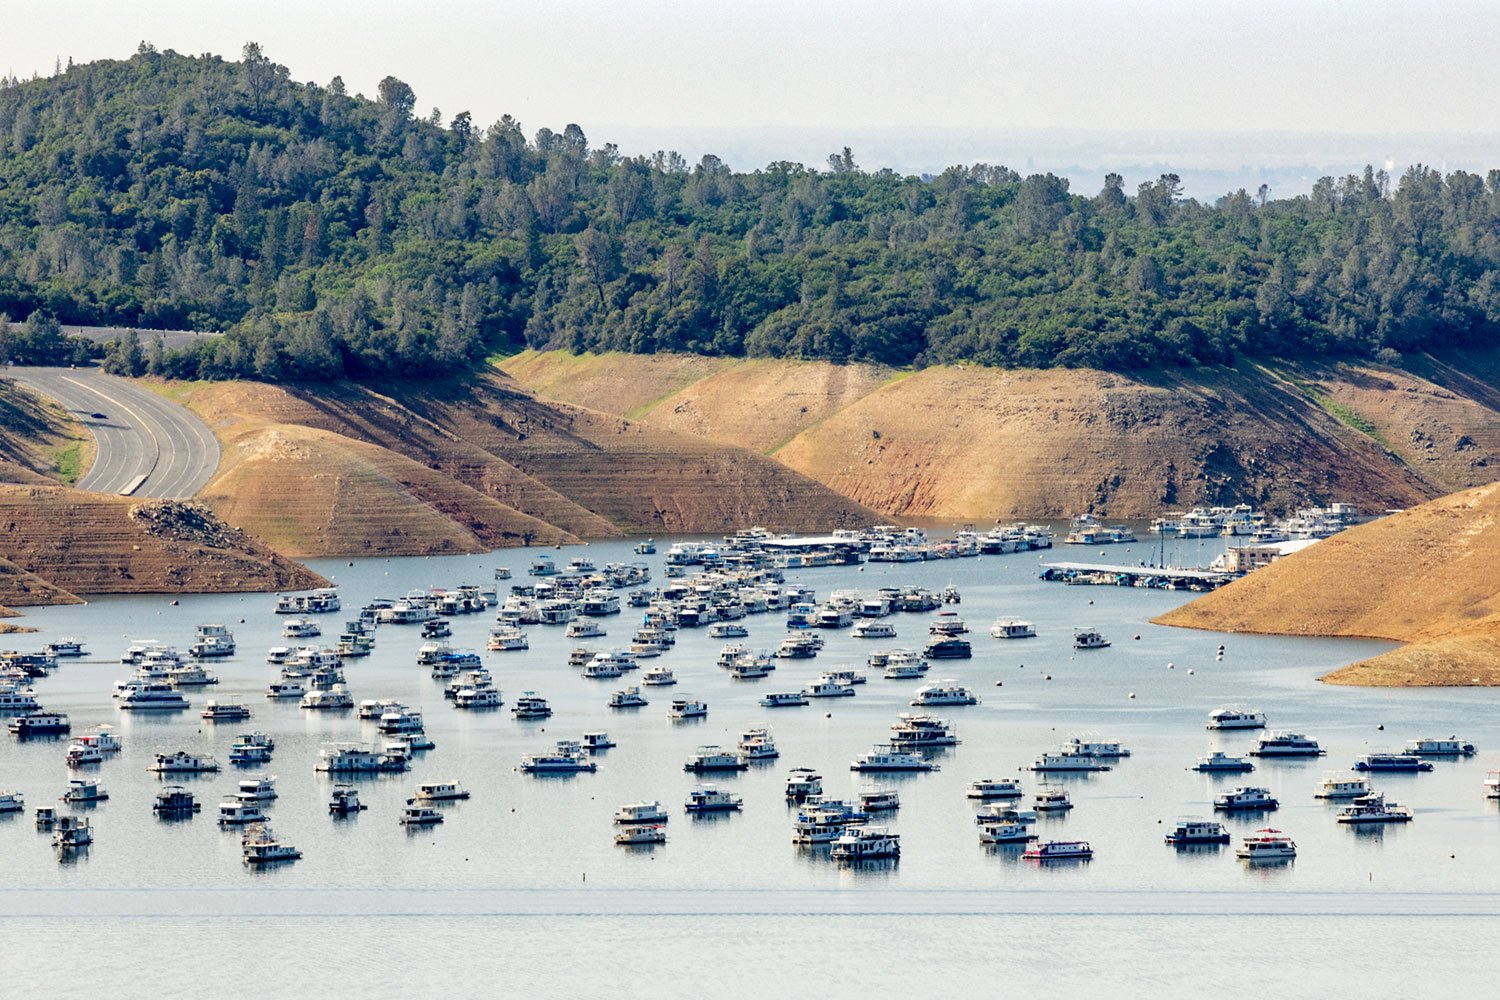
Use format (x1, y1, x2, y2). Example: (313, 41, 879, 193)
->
(170, 599, 179, 606)
(1128, 692, 1136, 699)
(1088, 599, 1094, 605)
(994, 681, 1003, 687)
(1377, 724, 1384, 731)
(1167, 662, 1175, 669)
(825, 712, 832, 718)
(1187, 669, 1194, 675)
(1044, 674, 1052, 681)
(1134, 635, 1141, 640)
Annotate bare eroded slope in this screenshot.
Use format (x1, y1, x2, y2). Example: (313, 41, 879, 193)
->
(0, 487, 326, 605)
(1155, 482, 1500, 686)
(503, 351, 1498, 518)
(175, 372, 875, 556)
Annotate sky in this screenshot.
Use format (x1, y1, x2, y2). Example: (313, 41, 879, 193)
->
(4, 0, 1499, 192)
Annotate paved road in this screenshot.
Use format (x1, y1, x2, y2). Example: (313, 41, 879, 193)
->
(8, 366, 220, 499)
(63, 325, 223, 353)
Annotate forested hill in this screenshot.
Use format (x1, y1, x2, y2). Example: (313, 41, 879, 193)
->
(2, 45, 1500, 381)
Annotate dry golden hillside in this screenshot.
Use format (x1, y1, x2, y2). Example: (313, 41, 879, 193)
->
(174, 372, 875, 556)
(0, 487, 326, 606)
(503, 351, 1491, 518)
(1156, 482, 1500, 686)
(504, 350, 895, 453)
(200, 422, 574, 558)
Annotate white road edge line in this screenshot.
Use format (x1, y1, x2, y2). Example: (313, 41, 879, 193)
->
(60, 375, 161, 490)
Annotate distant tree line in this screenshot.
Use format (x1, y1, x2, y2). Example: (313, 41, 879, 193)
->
(1, 44, 1498, 382)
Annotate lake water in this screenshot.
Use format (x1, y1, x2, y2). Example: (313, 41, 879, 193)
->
(5, 533, 1497, 995)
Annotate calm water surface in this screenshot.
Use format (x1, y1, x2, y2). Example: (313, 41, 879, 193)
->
(5, 533, 1496, 995)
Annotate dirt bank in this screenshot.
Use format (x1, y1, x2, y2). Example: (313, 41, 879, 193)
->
(174, 372, 875, 556)
(502, 351, 1500, 519)
(0, 487, 327, 605)
(1155, 482, 1500, 686)
(0, 378, 88, 486)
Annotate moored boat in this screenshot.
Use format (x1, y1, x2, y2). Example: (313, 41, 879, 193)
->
(399, 803, 445, 826)
(831, 826, 900, 861)
(1354, 753, 1433, 773)
(1315, 775, 1372, 799)
(511, 692, 553, 720)
(1336, 792, 1413, 825)
(684, 745, 748, 773)
(990, 618, 1037, 639)
(1023, 839, 1092, 861)
(911, 681, 978, 707)
(329, 785, 366, 815)
(785, 768, 822, 800)
(1236, 828, 1296, 861)
(851, 744, 938, 772)
(1072, 629, 1110, 650)
(1193, 751, 1254, 773)
(667, 698, 708, 720)
(608, 686, 648, 709)
(967, 777, 1023, 800)
(978, 820, 1035, 844)
(685, 785, 743, 814)
(1214, 786, 1279, 812)
(153, 786, 201, 817)
(242, 825, 301, 864)
(1250, 732, 1325, 757)
(1206, 706, 1266, 730)
(1402, 737, 1476, 757)
(615, 800, 669, 824)
(53, 815, 93, 849)
(614, 824, 666, 846)
(1165, 818, 1230, 845)
(149, 751, 220, 774)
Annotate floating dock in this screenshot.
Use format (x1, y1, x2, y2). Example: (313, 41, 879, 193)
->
(1039, 561, 1233, 590)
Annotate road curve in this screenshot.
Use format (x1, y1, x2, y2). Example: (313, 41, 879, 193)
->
(8, 366, 221, 499)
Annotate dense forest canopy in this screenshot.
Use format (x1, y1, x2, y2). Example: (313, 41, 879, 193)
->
(1, 45, 1499, 381)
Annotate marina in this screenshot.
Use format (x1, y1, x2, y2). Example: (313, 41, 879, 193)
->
(1, 532, 1495, 991)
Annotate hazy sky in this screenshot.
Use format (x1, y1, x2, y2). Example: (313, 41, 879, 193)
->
(4, 0, 1499, 189)
(5, 0, 1497, 132)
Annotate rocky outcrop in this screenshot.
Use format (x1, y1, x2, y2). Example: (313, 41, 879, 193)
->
(0, 486, 326, 604)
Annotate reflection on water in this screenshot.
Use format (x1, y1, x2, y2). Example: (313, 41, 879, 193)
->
(4, 535, 1498, 991)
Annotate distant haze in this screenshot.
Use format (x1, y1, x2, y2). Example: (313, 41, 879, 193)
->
(594, 127, 1500, 200)
(6, 0, 1500, 197)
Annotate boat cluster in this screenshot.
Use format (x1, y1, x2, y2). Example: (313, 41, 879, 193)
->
(659, 523, 1053, 574)
(3, 523, 1490, 872)
(1148, 502, 1361, 541)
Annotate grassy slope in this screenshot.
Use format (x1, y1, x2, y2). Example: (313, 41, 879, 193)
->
(0, 379, 92, 487)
